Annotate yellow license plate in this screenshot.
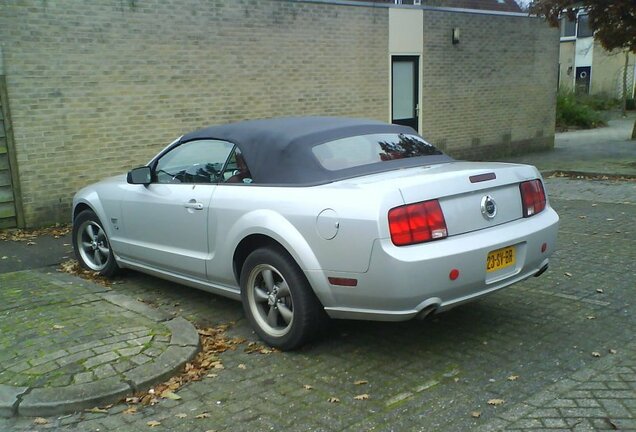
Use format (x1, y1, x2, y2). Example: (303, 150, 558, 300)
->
(486, 246, 516, 272)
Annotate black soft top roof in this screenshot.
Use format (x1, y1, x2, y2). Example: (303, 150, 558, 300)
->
(179, 117, 452, 185)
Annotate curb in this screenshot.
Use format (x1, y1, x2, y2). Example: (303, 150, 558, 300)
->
(541, 169, 636, 180)
(0, 273, 200, 418)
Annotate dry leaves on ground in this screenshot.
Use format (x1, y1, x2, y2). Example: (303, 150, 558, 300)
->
(327, 397, 340, 403)
(353, 380, 368, 385)
(147, 420, 161, 427)
(85, 407, 109, 414)
(33, 417, 48, 425)
(59, 259, 112, 287)
(548, 172, 636, 182)
(244, 342, 276, 354)
(195, 412, 211, 419)
(471, 411, 481, 418)
(353, 394, 369, 401)
(0, 225, 71, 242)
(507, 375, 519, 381)
(592, 352, 601, 358)
(487, 399, 505, 406)
(125, 324, 259, 408)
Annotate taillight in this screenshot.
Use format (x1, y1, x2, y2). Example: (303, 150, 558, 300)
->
(388, 199, 448, 246)
(519, 179, 546, 217)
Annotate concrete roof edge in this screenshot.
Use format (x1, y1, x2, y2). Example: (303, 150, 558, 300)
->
(287, 0, 534, 18)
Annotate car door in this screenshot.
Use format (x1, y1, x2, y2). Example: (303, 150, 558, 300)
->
(119, 139, 235, 279)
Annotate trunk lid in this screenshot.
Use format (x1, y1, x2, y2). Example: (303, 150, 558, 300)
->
(346, 161, 543, 237)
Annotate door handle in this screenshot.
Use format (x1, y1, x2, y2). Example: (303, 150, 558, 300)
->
(184, 201, 204, 210)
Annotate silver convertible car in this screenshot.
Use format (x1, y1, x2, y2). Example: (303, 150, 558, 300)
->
(72, 117, 559, 349)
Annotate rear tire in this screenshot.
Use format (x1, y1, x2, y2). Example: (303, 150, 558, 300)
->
(240, 246, 327, 350)
(72, 210, 119, 277)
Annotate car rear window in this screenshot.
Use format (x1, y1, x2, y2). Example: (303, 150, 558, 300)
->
(311, 133, 443, 171)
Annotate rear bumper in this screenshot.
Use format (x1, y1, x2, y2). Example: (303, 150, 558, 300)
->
(313, 207, 559, 321)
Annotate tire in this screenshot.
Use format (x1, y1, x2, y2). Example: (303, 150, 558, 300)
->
(240, 246, 328, 350)
(72, 209, 119, 277)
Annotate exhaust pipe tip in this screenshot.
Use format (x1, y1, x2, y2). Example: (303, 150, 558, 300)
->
(415, 298, 442, 320)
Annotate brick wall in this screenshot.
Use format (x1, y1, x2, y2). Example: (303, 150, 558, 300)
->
(0, 0, 389, 226)
(0, 1, 558, 227)
(418, 9, 559, 160)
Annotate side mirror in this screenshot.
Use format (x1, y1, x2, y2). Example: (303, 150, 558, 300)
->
(127, 166, 152, 185)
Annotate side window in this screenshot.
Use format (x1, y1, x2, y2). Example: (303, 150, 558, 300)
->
(155, 140, 234, 184)
(222, 148, 253, 184)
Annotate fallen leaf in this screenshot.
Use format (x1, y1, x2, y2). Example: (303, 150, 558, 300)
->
(471, 411, 481, 418)
(85, 407, 108, 413)
(161, 390, 181, 400)
(175, 413, 187, 419)
(33, 417, 48, 425)
(327, 397, 340, 403)
(564, 272, 572, 277)
(205, 430, 217, 432)
(125, 397, 140, 404)
(609, 349, 617, 354)
(53, 324, 65, 330)
(354, 380, 368, 385)
(507, 375, 519, 381)
(353, 394, 369, 400)
(1, 256, 7, 260)
(238, 364, 247, 369)
(147, 420, 161, 427)
(606, 218, 615, 221)
(303, 384, 313, 390)
(123, 407, 137, 415)
(196, 412, 211, 419)
(207, 373, 218, 378)
(488, 399, 505, 406)
(26, 241, 36, 246)
(592, 352, 601, 357)
(596, 288, 604, 293)
(578, 215, 587, 219)
(587, 315, 596, 320)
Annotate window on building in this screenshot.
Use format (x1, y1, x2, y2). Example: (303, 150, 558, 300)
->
(560, 16, 576, 38)
(577, 14, 594, 38)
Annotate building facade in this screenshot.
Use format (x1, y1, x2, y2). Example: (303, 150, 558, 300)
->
(0, 0, 558, 228)
(558, 11, 636, 97)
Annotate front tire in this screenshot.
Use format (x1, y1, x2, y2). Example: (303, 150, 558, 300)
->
(240, 246, 327, 350)
(72, 210, 119, 277)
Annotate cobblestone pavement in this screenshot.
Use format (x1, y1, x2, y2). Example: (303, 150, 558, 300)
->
(0, 176, 632, 431)
(0, 270, 199, 418)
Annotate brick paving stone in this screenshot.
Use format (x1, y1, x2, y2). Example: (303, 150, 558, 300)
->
(0, 270, 199, 418)
(0, 175, 634, 430)
(83, 352, 120, 369)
